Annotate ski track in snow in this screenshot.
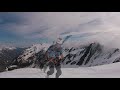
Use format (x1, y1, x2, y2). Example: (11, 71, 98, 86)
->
(0, 62, 120, 78)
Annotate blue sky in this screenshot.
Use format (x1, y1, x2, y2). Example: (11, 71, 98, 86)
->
(0, 12, 53, 46)
(1, 12, 120, 48)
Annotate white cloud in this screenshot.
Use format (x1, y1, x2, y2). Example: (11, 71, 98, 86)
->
(1, 12, 120, 48)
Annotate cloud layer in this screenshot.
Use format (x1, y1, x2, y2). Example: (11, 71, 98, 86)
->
(0, 12, 120, 48)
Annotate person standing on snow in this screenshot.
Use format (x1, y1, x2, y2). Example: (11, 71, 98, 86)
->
(45, 37, 64, 78)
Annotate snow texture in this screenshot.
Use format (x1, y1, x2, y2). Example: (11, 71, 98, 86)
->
(1, 62, 120, 78)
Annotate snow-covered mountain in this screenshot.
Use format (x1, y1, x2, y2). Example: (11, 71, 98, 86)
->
(14, 43, 50, 68)
(0, 47, 16, 51)
(1, 42, 120, 72)
(62, 42, 120, 67)
(10, 42, 120, 69)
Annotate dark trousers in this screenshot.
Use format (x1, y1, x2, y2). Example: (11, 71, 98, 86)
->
(47, 62, 62, 78)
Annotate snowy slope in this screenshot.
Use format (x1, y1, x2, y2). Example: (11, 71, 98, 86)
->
(1, 62, 120, 78)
